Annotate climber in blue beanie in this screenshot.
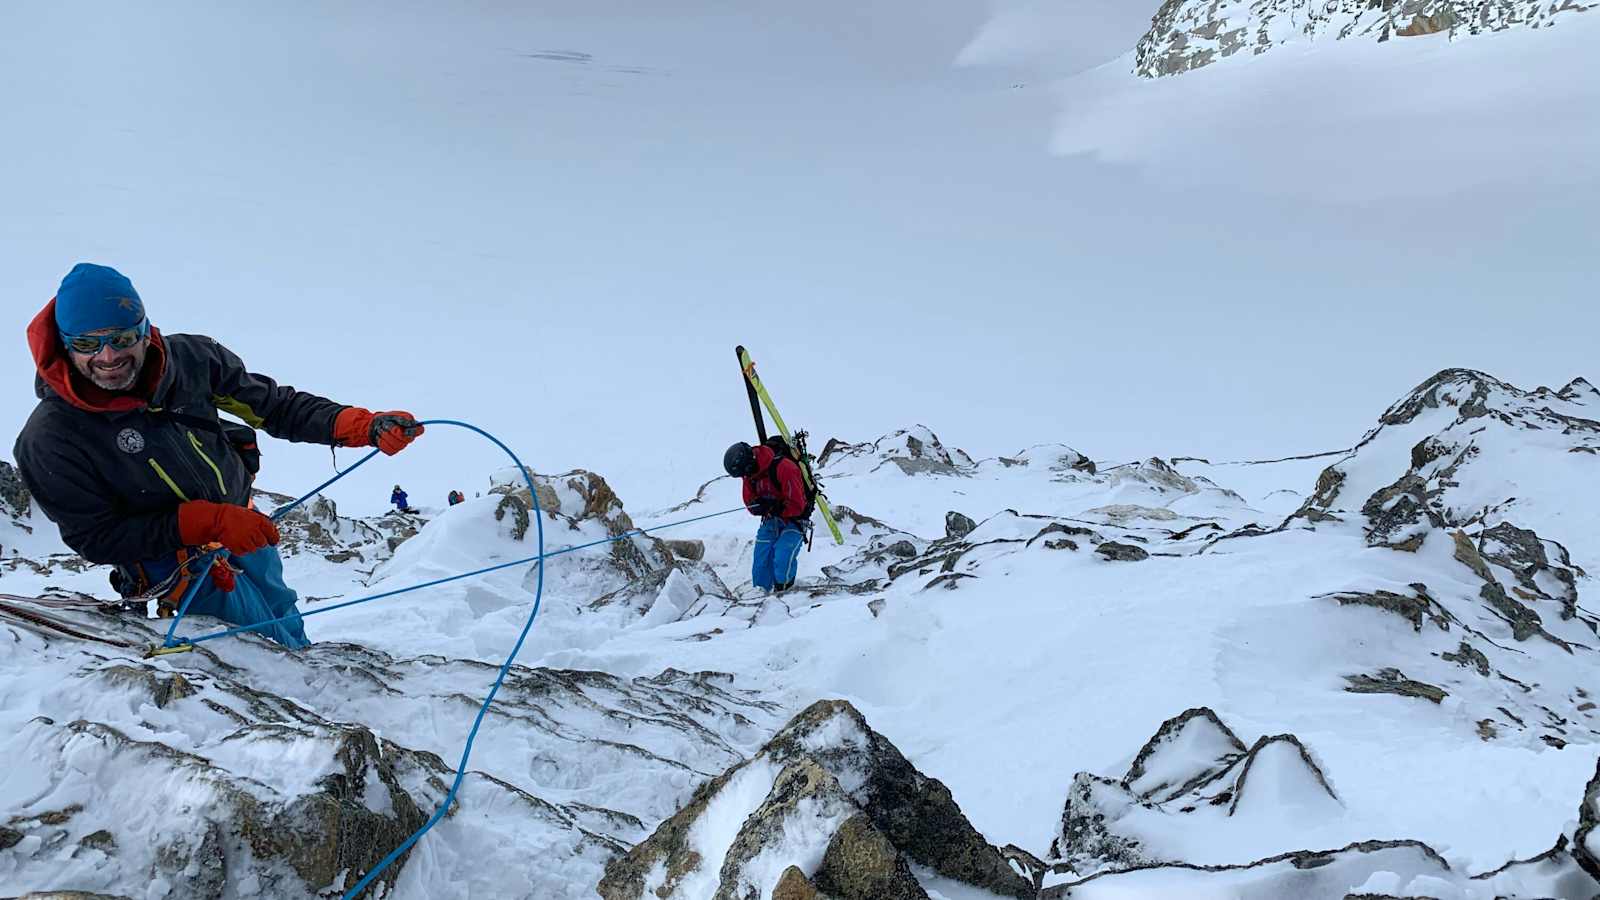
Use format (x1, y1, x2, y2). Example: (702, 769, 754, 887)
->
(14, 263, 427, 648)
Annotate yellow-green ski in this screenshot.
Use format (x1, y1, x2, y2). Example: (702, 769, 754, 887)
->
(736, 346, 845, 545)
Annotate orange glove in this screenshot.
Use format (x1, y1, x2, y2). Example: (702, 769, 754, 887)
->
(209, 558, 237, 593)
(334, 407, 424, 456)
(177, 500, 280, 557)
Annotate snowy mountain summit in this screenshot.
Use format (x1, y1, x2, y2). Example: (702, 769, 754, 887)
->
(7, 368, 1600, 899)
(1135, 0, 1595, 76)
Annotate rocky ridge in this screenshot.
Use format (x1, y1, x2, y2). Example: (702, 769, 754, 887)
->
(1135, 0, 1595, 77)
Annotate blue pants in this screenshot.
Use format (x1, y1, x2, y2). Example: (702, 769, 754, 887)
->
(175, 546, 310, 649)
(753, 518, 805, 592)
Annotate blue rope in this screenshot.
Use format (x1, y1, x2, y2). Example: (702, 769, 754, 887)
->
(150, 417, 750, 899)
(272, 448, 383, 521)
(332, 419, 546, 900)
(169, 504, 747, 649)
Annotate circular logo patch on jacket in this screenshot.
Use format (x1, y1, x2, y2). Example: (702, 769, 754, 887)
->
(116, 428, 146, 454)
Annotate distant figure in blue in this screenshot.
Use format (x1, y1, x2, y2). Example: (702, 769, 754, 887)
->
(391, 484, 413, 513)
(723, 439, 810, 594)
(447, 489, 465, 506)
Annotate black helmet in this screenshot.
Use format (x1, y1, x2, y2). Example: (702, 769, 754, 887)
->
(723, 441, 756, 477)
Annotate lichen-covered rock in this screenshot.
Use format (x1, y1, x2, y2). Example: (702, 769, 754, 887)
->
(1344, 668, 1448, 704)
(771, 866, 833, 900)
(812, 813, 929, 900)
(1325, 584, 1452, 632)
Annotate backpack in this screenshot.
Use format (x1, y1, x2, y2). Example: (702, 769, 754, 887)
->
(761, 434, 818, 521)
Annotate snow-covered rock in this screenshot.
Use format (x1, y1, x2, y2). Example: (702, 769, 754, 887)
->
(0, 606, 783, 899)
(1295, 369, 1600, 563)
(597, 699, 1031, 900)
(816, 426, 975, 478)
(1136, 0, 1596, 78)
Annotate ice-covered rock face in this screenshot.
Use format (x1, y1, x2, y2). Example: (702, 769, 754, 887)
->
(0, 609, 784, 899)
(598, 699, 1032, 900)
(1136, 0, 1595, 78)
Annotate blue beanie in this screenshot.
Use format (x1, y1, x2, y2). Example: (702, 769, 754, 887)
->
(55, 263, 146, 336)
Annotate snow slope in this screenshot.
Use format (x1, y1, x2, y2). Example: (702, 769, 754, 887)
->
(6, 368, 1600, 899)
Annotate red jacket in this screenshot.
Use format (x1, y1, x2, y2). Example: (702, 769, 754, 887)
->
(742, 445, 807, 519)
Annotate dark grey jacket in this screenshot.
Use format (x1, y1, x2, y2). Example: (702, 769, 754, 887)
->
(14, 331, 346, 567)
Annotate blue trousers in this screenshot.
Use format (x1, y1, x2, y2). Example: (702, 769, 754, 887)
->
(753, 518, 805, 592)
(176, 546, 310, 649)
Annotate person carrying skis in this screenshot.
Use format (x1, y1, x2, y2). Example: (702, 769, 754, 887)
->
(447, 490, 464, 506)
(13, 263, 425, 649)
(723, 439, 809, 594)
(391, 485, 413, 513)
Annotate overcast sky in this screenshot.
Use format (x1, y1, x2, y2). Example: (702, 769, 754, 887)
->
(2, 1, 1593, 517)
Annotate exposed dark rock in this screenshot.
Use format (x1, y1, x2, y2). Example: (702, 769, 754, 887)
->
(1325, 584, 1451, 632)
(1227, 734, 1340, 816)
(1382, 370, 1505, 427)
(663, 539, 705, 562)
(1575, 755, 1600, 882)
(944, 511, 976, 541)
(1053, 772, 1152, 874)
(1043, 840, 1451, 899)
(1361, 473, 1435, 550)
(1123, 707, 1247, 802)
(77, 829, 118, 854)
(1479, 522, 1583, 619)
(1440, 641, 1491, 677)
(0, 459, 31, 518)
(495, 493, 530, 541)
(93, 666, 198, 709)
(152, 818, 226, 899)
(1027, 522, 1099, 549)
(1344, 668, 1448, 704)
(1480, 580, 1545, 643)
(1095, 541, 1149, 562)
(1451, 530, 1499, 584)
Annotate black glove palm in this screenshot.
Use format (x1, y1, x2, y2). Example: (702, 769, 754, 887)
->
(752, 497, 783, 517)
